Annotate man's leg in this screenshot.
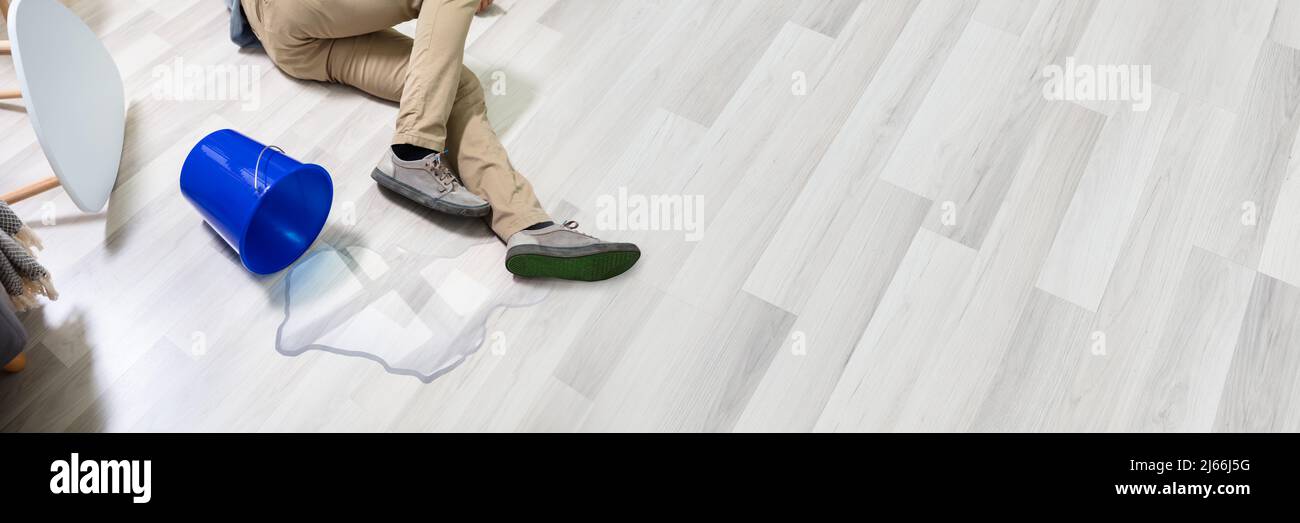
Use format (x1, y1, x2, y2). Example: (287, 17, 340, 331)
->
(443, 66, 551, 239)
(385, 0, 550, 237)
(332, 39, 552, 238)
(258, 0, 422, 39)
(391, 0, 479, 153)
(240, 0, 422, 86)
(253, 0, 479, 154)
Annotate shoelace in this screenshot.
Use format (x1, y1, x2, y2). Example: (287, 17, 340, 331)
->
(561, 221, 598, 240)
(425, 155, 459, 191)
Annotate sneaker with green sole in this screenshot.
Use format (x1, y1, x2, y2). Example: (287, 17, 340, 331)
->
(505, 221, 641, 282)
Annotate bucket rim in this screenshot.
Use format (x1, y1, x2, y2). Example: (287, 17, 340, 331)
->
(237, 161, 334, 275)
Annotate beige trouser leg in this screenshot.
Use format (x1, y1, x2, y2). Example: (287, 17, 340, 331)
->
(241, 0, 551, 239)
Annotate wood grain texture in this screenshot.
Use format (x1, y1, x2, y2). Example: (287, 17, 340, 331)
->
(1129, 248, 1255, 433)
(1050, 97, 1238, 431)
(918, 0, 1097, 250)
(1258, 128, 1300, 286)
(1215, 271, 1300, 432)
(791, 0, 864, 38)
(1037, 86, 1179, 311)
(1275, 0, 1300, 50)
(1073, 0, 1274, 113)
(818, 102, 1105, 432)
(736, 181, 931, 432)
(2, 0, 1298, 433)
(1196, 42, 1300, 270)
(973, 0, 1041, 36)
(744, 0, 975, 312)
(970, 289, 1093, 432)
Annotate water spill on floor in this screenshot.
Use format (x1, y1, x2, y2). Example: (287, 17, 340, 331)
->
(276, 239, 551, 382)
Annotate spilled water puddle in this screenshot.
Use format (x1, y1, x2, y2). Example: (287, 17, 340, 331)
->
(276, 241, 551, 382)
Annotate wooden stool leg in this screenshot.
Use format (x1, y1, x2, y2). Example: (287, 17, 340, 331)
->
(2, 0, 12, 54)
(1, 177, 60, 204)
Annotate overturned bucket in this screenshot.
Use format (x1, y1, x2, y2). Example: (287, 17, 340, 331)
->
(180, 129, 333, 275)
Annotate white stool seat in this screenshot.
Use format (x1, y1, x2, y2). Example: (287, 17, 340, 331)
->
(9, 0, 125, 212)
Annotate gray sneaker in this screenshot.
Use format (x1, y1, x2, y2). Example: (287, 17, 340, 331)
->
(371, 150, 491, 217)
(505, 221, 641, 282)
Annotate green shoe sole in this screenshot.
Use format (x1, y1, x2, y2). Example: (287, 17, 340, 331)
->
(506, 249, 641, 282)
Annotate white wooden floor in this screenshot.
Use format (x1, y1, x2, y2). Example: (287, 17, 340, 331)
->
(1, 0, 1299, 432)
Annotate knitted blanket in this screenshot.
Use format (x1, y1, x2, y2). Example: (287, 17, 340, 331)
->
(0, 201, 57, 311)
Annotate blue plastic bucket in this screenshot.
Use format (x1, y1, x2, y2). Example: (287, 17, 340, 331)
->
(180, 129, 333, 275)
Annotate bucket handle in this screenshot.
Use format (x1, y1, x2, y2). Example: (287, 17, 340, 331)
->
(253, 145, 286, 195)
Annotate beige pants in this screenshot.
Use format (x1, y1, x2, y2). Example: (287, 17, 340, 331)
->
(241, 0, 550, 239)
